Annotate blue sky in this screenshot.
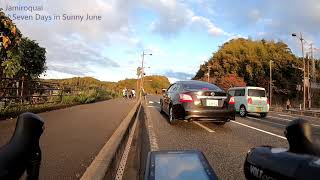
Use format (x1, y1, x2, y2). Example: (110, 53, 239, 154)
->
(2, 0, 320, 82)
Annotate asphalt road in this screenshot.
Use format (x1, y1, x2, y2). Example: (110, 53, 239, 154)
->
(144, 95, 320, 180)
(0, 98, 136, 180)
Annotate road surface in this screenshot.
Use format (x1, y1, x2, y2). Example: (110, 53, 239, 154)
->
(144, 95, 320, 179)
(0, 98, 136, 180)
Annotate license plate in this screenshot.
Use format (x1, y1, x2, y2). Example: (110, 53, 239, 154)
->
(256, 107, 262, 112)
(206, 99, 219, 106)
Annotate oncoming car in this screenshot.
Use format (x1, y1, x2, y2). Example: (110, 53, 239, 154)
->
(227, 87, 269, 117)
(160, 80, 236, 125)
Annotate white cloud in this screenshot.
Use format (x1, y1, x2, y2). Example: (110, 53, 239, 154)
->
(3, 0, 141, 79)
(145, 0, 227, 37)
(191, 16, 226, 36)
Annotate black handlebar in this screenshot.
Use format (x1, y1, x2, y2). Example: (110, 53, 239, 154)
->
(285, 119, 320, 156)
(244, 119, 320, 180)
(0, 113, 44, 180)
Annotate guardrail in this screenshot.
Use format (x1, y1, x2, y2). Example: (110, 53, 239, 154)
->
(1, 77, 82, 108)
(80, 99, 141, 180)
(282, 109, 320, 118)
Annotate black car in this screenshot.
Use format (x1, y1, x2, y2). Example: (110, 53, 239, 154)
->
(160, 80, 235, 125)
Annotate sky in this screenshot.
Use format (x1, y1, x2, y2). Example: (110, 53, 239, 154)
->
(1, 0, 320, 82)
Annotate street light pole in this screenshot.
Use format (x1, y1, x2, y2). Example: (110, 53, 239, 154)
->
(292, 32, 306, 110)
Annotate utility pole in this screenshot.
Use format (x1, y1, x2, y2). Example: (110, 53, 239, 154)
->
(269, 60, 273, 107)
(141, 51, 144, 97)
(207, 65, 210, 83)
(306, 52, 311, 108)
(292, 32, 306, 110)
(310, 45, 316, 108)
(140, 51, 152, 97)
(307, 51, 311, 109)
(310, 44, 315, 82)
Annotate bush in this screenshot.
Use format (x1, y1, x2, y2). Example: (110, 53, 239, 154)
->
(74, 89, 113, 104)
(0, 88, 116, 119)
(61, 96, 76, 104)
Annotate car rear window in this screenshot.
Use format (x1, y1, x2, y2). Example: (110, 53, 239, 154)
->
(248, 89, 266, 97)
(182, 82, 223, 92)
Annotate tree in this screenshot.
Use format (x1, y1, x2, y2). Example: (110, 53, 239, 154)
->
(193, 38, 303, 100)
(217, 74, 246, 91)
(18, 37, 46, 79)
(0, 9, 22, 77)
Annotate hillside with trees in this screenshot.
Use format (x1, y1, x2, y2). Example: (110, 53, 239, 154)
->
(116, 75, 170, 94)
(45, 75, 170, 95)
(193, 38, 320, 105)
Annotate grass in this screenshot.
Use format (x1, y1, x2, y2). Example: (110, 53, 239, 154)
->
(0, 89, 119, 120)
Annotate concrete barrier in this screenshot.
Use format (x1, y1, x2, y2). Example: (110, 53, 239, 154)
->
(80, 99, 141, 180)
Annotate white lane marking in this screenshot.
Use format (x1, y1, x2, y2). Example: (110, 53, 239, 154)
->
(148, 101, 160, 105)
(277, 114, 295, 118)
(115, 105, 141, 180)
(268, 116, 320, 128)
(246, 117, 286, 127)
(268, 116, 291, 122)
(231, 121, 286, 140)
(193, 122, 215, 133)
(144, 103, 159, 151)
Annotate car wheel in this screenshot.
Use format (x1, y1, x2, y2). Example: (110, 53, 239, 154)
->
(160, 100, 164, 114)
(260, 113, 267, 118)
(169, 106, 177, 125)
(239, 105, 247, 117)
(214, 122, 226, 126)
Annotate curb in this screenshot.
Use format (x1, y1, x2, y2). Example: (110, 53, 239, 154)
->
(80, 99, 141, 180)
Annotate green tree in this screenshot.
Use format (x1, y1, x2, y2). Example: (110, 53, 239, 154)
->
(18, 37, 46, 79)
(193, 38, 303, 99)
(0, 9, 22, 77)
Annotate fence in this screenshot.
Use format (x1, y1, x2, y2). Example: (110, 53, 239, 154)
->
(270, 89, 320, 110)
(0, 77, 81, 109)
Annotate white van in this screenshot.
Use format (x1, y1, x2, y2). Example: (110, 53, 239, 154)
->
(227, 87, 269, 117)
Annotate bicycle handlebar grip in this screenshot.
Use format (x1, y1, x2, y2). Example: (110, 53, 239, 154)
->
(285, 119, 320, 156)
(244, 119, 320, 180)
(244, 146, 320, 180)
(0, 113, 44, 180)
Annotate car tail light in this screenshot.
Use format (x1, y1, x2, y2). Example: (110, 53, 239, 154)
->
(267, 98, 270, 105)
(179, 93, 193, 103)
(229, 97, 235, 105)
(248, 98, 253, 104)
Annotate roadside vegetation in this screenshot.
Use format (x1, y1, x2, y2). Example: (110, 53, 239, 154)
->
(0, 88, 118, 119)
(46, 75, 170, 96)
